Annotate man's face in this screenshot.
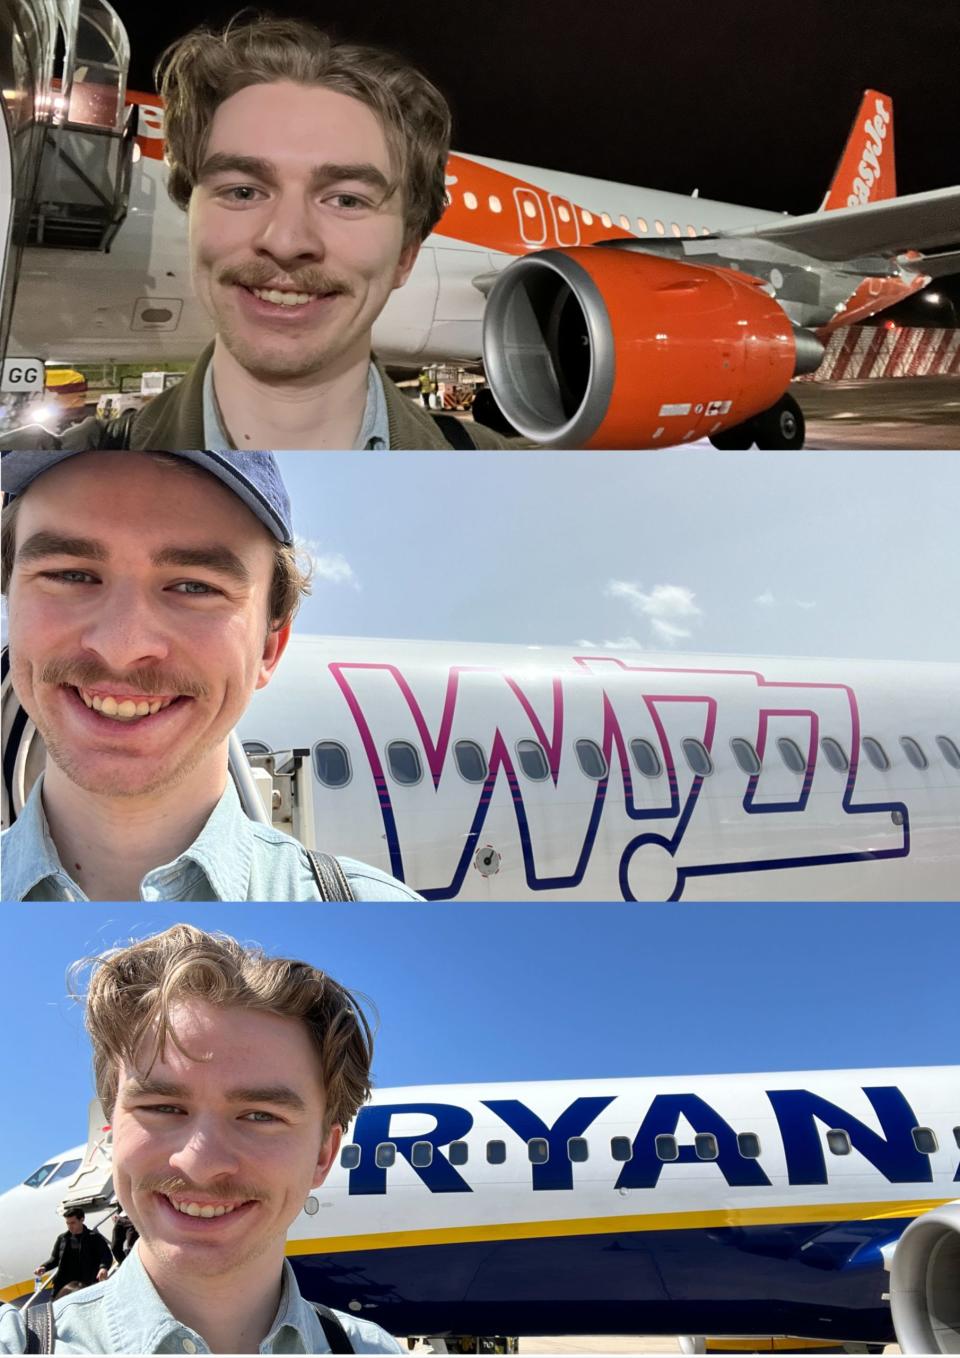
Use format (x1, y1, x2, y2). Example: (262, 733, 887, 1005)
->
(6, 453, 289, 799)
(111, 1000, 340, 1282)
(189, 80, 419, 382)
(64, 1216, 83, 1235)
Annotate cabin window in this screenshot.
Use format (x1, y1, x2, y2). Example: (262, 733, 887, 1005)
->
(637, 217, 648, 233)
(631, 739, 662, 777)
(619, 213, 631, 231)
(600, 212, 612, 227)
(517, 739, 549, 781)
(449, 1141, 469, 1166)
(655, 219, 665, 235)
(242, 740, 270, 757)
(862, 737, 890, 771)
(575, 739, 607, 780)
(937, 736, 960, 770)
(557, 203, 572, 223)
(655, 1134, 678, 1161)
(730, 737, 761, 774)
(820, 737, 849, 772)
(489, 195, 502, 213)
(687, 224, 697, 237)
(900, 737, 928, 770)
(611, 1136, 633, 1162)
(23, 1162, 58, 1188)
(522, 199, 537, 219)
(527, 1138, 549, 1164)
(387, 740, 422, 785)
(826, 1129, 851, 1155)
(912, 1127, 938, 1155)
(581, 209, 594, 225)
(671, 222, 682, 236)
(375, 1142, 396, 1168)
(486, 1140, 507, 1165)
(411, 1141, 434, 1168)
(463, 191, 478, 210)
(682, 738, 713, 776)
(314, 740, 351, 788)
(454, 740, 488, 783)
(340, 1144, 361, 1169)
(777, 737, 806, 774)
(737, 1132, 761, 1159)
(694, 1134, 719, 1161)
(568, 1137, 589, 1163)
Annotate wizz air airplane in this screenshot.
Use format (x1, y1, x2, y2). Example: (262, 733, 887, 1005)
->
(1, 1068, 958, 1352)
(3, 636, 959, 902)
(2, 0, 960, 446)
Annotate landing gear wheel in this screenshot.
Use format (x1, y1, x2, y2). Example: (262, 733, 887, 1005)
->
(709, 420, 757, 450)
(752, 392, 805, 449)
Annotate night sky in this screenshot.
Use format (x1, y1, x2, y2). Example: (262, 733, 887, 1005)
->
(111, 0, 960, 309)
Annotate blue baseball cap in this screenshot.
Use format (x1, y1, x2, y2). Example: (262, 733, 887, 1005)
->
(0, 450, 294, 545)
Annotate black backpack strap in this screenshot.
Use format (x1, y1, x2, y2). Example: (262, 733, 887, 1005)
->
(97, 407, 137, 449)
(311, 1302, 355, 1353)
(23, 1297, 55, 1354)
(431, 412, 477, 449)
(305, 851, 356, 902)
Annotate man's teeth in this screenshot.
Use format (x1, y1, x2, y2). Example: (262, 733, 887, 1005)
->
(170, 1198, 239, 1218)
(251, 287, 317, 307)
(79, 690, 175, 721)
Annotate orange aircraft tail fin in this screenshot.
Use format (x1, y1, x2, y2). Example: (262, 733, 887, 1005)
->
(820, 89, 896, 211)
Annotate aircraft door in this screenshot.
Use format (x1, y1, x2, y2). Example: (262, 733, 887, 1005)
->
(548, 194, 580, 247)
(513, 186, 547, 247)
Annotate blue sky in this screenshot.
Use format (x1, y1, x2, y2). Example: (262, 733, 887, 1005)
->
(3, 900, 958, 1189)
(274, 450, 960, 663)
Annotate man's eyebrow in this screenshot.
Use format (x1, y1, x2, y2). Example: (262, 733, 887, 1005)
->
(16, 532, 108, 563)
(121, 1076, 308, 1112)
(151, 545, 251, 585)
(198, 152, 392, 195)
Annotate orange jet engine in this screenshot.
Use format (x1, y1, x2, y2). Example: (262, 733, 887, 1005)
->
(481, 246, 824, 448)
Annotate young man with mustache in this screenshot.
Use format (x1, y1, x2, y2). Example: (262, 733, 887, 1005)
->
(3, 16, 517, 453)
(0, 924, 404, 1353)
(0, 449, 422, 902)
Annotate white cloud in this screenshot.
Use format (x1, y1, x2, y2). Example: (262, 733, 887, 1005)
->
(754, 588, 776, 607)
(575, 639, 598, 649)
(796, 599, 817, 610)
(296, 538, 360, 590)
(605, 580, 702, 646)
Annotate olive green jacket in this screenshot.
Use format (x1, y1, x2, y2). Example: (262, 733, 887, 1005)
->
(3, 345, 524, 450)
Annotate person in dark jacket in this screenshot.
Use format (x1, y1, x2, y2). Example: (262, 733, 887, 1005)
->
(34, 1209, 112, 1297)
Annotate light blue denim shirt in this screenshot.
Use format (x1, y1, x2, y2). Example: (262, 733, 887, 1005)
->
(0, 1247, 404, 1354)
(203, 361, 389, 450)
(1, 776, 422, 902)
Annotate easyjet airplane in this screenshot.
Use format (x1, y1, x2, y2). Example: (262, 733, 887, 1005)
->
(2, 0, 960, 447)
(3, 636, 959, 902)
(1, 1069, 957, 1352)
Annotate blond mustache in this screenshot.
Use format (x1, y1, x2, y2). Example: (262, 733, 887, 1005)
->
(39, 658, 208, 700)
(220, 264, 353, 296)
(139, 1174, 266, 1204)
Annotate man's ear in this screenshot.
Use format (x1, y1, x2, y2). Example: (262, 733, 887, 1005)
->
(392, 238, 420, 291)
(255, 619, 291, 691)
(312, 1124, 343, 1189)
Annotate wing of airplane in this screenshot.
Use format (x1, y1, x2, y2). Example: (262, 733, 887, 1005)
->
(717, 184, 960, 263)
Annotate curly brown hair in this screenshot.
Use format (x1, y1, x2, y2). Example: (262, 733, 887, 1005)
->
(73, 924, 375, 1130)
(156, 13, 452, 246)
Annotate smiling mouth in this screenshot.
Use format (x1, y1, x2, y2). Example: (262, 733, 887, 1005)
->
(69, 686, 188, 723)
(165, 1194, 245, 1218)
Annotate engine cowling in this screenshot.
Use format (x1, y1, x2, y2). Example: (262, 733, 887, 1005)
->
(890, 1201, 960, 1354)
(481, 246, 822, 448)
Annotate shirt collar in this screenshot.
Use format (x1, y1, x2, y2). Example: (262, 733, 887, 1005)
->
(101, 1246, 311, 1354)
(203, 357, 388, 450)
(0, 775, 255, 902)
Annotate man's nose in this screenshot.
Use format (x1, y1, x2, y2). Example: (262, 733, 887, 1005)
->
(79, 582, 172, 672)
(168, 1123, 241, 1185)
(252, 189, 325, 268)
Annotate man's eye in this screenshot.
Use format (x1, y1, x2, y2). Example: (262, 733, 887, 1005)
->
(170, 581, 220, 596)
(39, 569, 96, 584)
(329, 192, 372, 211)
(218, 185, 264, 204)
(242, 1111, 280, 1123)
(139, 1104, 184, 1115)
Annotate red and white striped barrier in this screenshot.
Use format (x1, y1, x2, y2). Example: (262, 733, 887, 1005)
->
(801, 327, 960, 381)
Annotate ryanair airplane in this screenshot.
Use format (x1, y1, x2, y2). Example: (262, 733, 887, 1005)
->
(1, 1068, 957, 1352)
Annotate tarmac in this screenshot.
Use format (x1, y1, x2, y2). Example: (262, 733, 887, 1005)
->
(791, 376, 960, 450)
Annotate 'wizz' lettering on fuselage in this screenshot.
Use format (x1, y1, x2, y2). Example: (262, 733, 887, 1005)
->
(329, 657, 909, 900)
(346, 1085, 948, 1195)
